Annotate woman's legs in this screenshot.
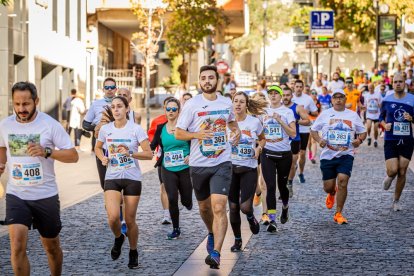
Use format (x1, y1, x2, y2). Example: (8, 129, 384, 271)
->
(161, 167, 180, 229)
(104, 190, 122, 238)
(124, 195, 140, 250)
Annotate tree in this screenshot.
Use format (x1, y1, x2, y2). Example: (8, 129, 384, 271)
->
(229, 0, 298, 57)
(1, 0, 10, 5)
(290, 0, 414, 48)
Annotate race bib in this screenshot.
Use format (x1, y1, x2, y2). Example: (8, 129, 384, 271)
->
(107, 139, 136, 172)
(11, 163, 43, 186)
(393, 122, 410, 136)
(327, 129, 351, 146)
(321, 103, 330, 111)
(202, 131, 227, 151)
(164, 150, 185, 167)
(232, 144, 254, 160)
(367, 101, 379, 113)
(265, 124, 283, 140)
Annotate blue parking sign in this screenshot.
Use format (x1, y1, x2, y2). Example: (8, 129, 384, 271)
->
(310, 11, 334, 38)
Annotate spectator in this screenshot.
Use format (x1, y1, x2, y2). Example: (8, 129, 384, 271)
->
(280, 68, 289, 85)
(69, 90, 88, 151)
(63, 89, 77, 133)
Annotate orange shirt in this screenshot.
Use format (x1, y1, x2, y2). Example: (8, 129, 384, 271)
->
(344, 88, 361, 112)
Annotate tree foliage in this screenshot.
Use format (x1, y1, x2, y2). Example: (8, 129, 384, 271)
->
(229, 0, 298, 57)
(165, 0, 228, 58)
(0, 0, 10, 5)
(290, 0, 414, 48)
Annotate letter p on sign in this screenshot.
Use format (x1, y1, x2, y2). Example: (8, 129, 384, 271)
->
(321, 13, 330, 25)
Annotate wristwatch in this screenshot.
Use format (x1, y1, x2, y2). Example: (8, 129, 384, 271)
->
(128, 150, 134, 157)
(44, 147, 53, 159)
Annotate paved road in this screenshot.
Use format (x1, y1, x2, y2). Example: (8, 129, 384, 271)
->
(1, 141, 413, 275)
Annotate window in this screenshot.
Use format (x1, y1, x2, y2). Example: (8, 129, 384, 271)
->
(65, 0, 70, 37)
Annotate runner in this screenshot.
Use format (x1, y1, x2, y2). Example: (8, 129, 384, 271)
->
(0, 82, 79, 275)
(318, 86, 332, 112)
(310, 88, 366, 224)
(261, 85, 296, 232)
(117, 87, 142, 124)
(95, 96, 152, 268)
(308, 90, 322, 164)
(344, 77, 362, 112)
(364, 83, 382, 147)
(379, 73, 414, 211)
(175, 65, 241, 269)
(150, 97, 193, 240)
(83, 77, 117, 189)
(292, 80, 318, 183)
(229, 91, 267, 252)
(282, 86, 310, 197)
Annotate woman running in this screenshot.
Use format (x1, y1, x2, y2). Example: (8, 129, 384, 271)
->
(95, 96, 153, 268)
(229, 92, 267, 252)
(150, 97, 193, 240)
(308, 89, 322, 164)
(261, 85, 296, 233)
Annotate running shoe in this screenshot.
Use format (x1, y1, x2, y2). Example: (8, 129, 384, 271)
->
(374, 141, 378, 148)
(261, 213, 270, 225)
(185, 201, 193, 211)
(298, 173, 306, 184)
(333, 212, 348, 224)
(310, 158, 316, 164)
(287, 183, 293, 198)
(266, 220, 277, 233)
(230, 239, 242, 252)
(393, 200, 402, 212)
(162, 216, 172, 225)
(128, 249, 138, 269)
(280, 206, 289, 224)
(383, 176, 395, 191)
(308, 151, 313, 160)
(111, 233, 125, 260)
(325, 186, 337, 209)
(205, 250, 220, 269)
(167, 228, 181, 240)
(247, 216, 260, 234)
(253, 194, 261, 207)
(367, 137, 372, 146)
(206, 233, 214, 254)
(121, 221, 127, 236)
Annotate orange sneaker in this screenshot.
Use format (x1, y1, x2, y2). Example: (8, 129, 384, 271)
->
(253, 194, 261, 207)
(333, 212, 348, 224)
(325, 186, 337, 209)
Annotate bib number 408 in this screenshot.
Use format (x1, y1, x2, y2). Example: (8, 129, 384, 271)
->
(24, 168, 40, 177)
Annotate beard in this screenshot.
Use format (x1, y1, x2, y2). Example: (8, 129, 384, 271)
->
(201, 82, 218, 94)
(15, 107, 37, 122)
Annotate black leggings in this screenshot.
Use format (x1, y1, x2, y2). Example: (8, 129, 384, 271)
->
(74, 128, 82, 147)
(229, 166, 257, 239)
(93, 136, 107, 190)
(261, 149, 292, 211)
(161, 167, 193, 229)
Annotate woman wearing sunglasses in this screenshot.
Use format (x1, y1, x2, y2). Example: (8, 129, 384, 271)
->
(261, 85, 296, 233)
(95, 96, 153, 268)
(228, 91, 267, 251)
(150, 98, 193, 240)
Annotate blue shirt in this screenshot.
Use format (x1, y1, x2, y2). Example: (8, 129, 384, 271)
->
(379, 93, 414, 141)
(318, 94, 332, 111)
(288, 103, 301, 141)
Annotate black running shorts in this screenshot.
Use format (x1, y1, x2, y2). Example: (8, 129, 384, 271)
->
(104, 179, 142, 196)
(299, 133, 310, 151)
(5, 194, 62, 238)
(190, 161, 232, 201)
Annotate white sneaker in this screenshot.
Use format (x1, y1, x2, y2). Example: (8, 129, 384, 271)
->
(162, 216, 171, 225)
(382, 176, 395, 191)
(393, 200, 402, 212)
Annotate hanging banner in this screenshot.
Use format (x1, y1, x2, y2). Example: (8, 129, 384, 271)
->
(378, 15, 397, 46)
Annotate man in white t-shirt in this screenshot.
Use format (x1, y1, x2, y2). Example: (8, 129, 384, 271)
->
(176, 65, 241, 269)
(328, 72, 345, 93)
(310, 88, 366, 225)
(292, 80, 318, 183)
(0, 82, 78, 275)
(363, 83, 382, 147)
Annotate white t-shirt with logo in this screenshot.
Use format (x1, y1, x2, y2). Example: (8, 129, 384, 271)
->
(311, 108, 366, 160)
(261, 106, 295, 152)
(84, 98, 110, 125)
(0, 112, 73, 200)
(176, 94, 235, 167)
(230, 115, 263, 168)
(97, 120, 148, 181)
(364, 92, 383, 120)
(328, 80, 345, 91)
(292, 93, 318, 133)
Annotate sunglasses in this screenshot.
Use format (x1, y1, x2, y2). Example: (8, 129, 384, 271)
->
(311, 92, 318, 95)
(166, 107, 178, 112)
(345, 81, 353, 84)
(104, 85, 117, 90)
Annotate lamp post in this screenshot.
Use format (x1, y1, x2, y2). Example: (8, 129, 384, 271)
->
(374, 0, 379, 69)
(262, 0, 268, 76)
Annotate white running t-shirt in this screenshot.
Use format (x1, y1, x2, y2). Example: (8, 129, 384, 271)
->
(0, 112, 73, 200)
(364, 92, 383, 120)
(261, 106, 295, 152)
(311, 108, 366, 160)
(293, 93, 318, 133)
(176, 94, 235, 167)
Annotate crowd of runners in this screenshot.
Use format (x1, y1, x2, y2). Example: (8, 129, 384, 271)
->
(0, 64, 413, 274)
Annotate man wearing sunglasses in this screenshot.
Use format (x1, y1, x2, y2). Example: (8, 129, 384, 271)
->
(83, 77, 117, 189)
(310, 88, 366, 224)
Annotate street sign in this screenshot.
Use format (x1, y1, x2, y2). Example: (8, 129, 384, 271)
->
(305, 40, 339, 49)
(378, 15, 397, 45)
(310, 11, 334, 39)
(216, 60, 229, 74)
